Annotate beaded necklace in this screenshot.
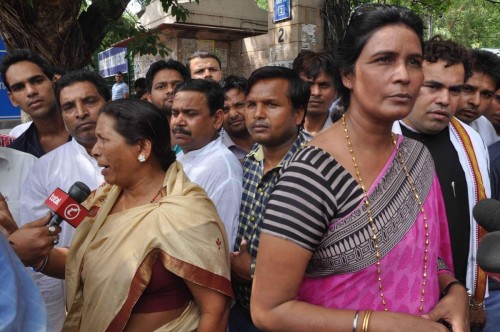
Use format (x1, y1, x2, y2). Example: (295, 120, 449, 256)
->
(150, 187, 165, 203)
(342, 113, 429, 314)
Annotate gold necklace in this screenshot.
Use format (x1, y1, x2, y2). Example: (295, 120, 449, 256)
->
(342, 113, 429, 314)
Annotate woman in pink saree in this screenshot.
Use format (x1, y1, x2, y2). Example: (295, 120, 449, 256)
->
(251, 4, 469, 332)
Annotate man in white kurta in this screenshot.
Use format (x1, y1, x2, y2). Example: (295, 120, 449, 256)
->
(177, 137, 242, 248)
(20, 138, 103, 330)
(19, 70, 109, 331)
(171, 79, 242, 250)
(0, 148, 37, 225)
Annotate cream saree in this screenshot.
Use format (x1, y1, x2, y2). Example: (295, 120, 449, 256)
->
(63, 161, 233, 331)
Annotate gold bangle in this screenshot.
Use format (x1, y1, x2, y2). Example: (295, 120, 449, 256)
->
(362, 310, 372, 332)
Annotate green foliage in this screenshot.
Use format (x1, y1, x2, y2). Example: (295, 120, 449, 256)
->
(433, 0, 499, 48)
(344, 0, 498, 48)
(97, 0, 199, 60)
(98, 12, 170, 59)
(256, 0, 268, 10)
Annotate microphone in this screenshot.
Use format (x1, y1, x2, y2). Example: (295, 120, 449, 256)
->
(477, 232, 500, 273)
(45, 182, 91, 228)
(472, 198, 500, 232)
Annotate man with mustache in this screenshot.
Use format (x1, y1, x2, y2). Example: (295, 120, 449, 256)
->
(219, 75, 254, 163)
(229, 66, 309, 331)
(455, 49, 500, 147)
(171, 79, 242, 249)
(1, 49, 69, 157)
(292, 50, 338, 139)
(19, 70, 109, 330)
(393, 36, 492, 330)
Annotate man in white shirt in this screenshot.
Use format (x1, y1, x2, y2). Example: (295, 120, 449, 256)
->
(171, 79, 242, 249)
(20, 70, 109, 330)
(111, 71, 129, 100)
(455, 49, 500, 147)
(0, 148, 37, 225)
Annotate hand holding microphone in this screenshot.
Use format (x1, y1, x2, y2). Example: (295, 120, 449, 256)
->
(45, 181, 91, 228)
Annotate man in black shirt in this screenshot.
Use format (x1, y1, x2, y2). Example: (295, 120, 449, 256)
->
(393, 36, 492, 330)
(1, 49, 68, 157)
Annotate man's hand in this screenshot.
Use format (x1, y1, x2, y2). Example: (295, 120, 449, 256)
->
(8, 214, 61, 266)
(230, 240, 253, 284)
(0, 193, 18, 235)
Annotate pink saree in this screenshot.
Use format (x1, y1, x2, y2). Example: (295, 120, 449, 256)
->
(294, 136, 454, 315)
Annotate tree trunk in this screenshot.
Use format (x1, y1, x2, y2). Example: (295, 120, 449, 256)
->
(0, 0, 130, 68)
(322, 0, 365, 53)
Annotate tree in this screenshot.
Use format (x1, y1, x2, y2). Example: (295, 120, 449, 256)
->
(0, 0, 198, 68)
(322, 0, 453, 51)
(433, 0, 500, 48)
(322, 0, 498, 52)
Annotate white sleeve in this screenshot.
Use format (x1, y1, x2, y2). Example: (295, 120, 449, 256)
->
(209, 177, 242, 251)
(20, 161, 51, 225)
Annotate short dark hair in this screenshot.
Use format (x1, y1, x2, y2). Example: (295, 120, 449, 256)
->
(186, 52, 222, 77)
(174, 79, 224, 116)
(116, 71, 123, 76)
(55, 70, 111, 110)
(0, 49, 54, 91)
(469, 49, 500, 89)
(292, 50, 337, 84)
(136, 89, 148, 100)
(134, 77, 146, 90)
(100, 99, 176, 171)
(219, 75, 248, 94)
(145, 59, 189, 92)
(336, 4, 424, 108)
(52, 66, 68, 77)
(247, 66, 310, 116)
(423, 36, 471, 80)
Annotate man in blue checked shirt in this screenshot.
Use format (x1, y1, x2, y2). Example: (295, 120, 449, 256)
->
(229, 66, 310, 332)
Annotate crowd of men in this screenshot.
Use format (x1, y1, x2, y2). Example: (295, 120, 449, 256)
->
(1, 38, 500, 331)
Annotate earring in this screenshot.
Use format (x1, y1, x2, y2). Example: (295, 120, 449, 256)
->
(138, 154, 146, 163)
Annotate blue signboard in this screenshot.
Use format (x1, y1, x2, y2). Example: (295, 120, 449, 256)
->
(0, 37, 21, 120)
(98, 47, 128, 78)
(273, 0, 291, 23)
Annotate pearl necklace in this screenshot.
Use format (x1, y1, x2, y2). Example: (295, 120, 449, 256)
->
(342, 114, 429, 314)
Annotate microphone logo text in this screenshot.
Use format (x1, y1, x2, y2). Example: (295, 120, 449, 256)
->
(49, 194, 62, 205)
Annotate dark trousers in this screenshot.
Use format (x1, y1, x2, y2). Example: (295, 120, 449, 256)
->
(228, 302, 263, 332)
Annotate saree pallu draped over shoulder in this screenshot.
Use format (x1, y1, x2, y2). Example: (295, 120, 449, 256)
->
(63, 161, 233, 332)
(297, 137, 454, 315)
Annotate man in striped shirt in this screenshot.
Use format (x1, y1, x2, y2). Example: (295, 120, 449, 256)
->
(229, 66, 310, 332)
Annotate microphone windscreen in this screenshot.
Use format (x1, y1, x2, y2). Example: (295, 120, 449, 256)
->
(68, 182, 91, 203)
(473, 199, 500, 232)
(477, 232, 500, 273)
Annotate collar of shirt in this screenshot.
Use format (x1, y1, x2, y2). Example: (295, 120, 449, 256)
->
(246, 131, 309, 167)
(177, 136, 220, 162)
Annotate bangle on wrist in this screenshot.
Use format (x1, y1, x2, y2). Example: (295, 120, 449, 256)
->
(32, 256, 49, 272)
(353, 310, 359, 332)
(441, 280, 464, 298)
(361, 310, 372, 332)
